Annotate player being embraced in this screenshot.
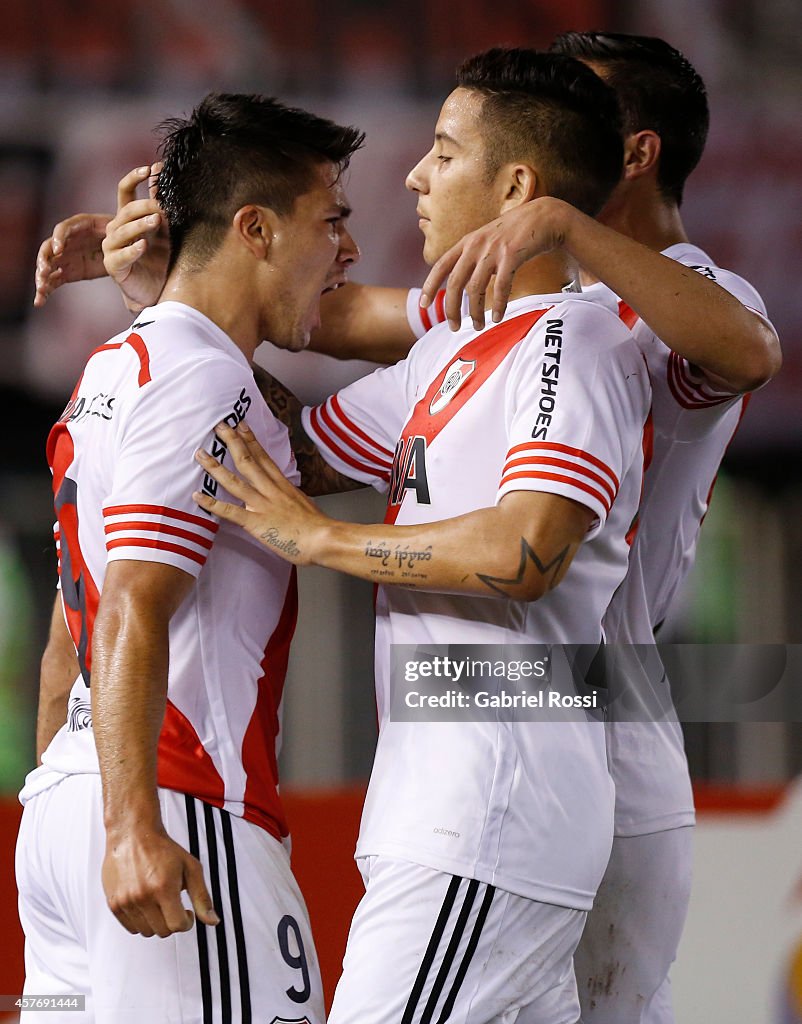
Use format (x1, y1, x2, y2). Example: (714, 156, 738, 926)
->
(191, 49, 651, 1024)
(17, 93, 361, 1024)
(415, 32, 780, 1024)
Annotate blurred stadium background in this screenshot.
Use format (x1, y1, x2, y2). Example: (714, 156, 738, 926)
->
(0, 0, 800, 1020)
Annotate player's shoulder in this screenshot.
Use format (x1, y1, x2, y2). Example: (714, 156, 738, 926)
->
(532, 292, 635, 351)
(545, 295, 649, 397)
(123, 302, 254, 388)
(665, 242, 768, 316)
(505, 295, 645, 403)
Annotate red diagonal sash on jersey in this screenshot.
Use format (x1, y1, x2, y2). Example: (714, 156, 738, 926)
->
(47, 424, 102, 682)
(385, 307, 552, 524)
(241, 568, 298, 839)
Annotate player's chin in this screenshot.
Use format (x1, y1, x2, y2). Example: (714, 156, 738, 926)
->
(269, 321, 312, 353)
(422, 236, 447, 267)
(287, 328, 312, 353)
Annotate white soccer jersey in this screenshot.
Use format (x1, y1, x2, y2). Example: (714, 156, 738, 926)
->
(409, 246, 772, 837)
(21, 301, 300, 841)
(304, 293, 651, 910)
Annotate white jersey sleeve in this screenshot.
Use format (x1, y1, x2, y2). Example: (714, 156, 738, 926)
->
(406, 287, 468, 338)
(104, 355, 277, 578)
(301, 358, 412, 491)
(497, 301, 649, 536)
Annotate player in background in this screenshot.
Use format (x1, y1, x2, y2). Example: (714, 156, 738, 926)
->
(193, 49, 652, 1024)
(17, 93, 361, 1023)
(31, 34, 781, 1024)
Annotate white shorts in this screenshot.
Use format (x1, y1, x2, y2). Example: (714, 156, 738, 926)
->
(15, 773, 324, 1024)
(328, 856, 586, 1024)
(573, 826, 694, 1024)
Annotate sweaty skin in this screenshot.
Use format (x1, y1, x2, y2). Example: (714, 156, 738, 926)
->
(93, 559, 219, 938)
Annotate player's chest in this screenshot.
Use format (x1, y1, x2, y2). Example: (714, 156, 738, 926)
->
(387, 358, 511, 524)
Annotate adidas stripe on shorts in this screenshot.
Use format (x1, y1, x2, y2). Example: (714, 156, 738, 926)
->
(328, 856, 586, 1024)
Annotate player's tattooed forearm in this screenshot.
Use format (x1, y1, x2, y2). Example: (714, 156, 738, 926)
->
(364, 540, 433, 570)
(259, 527, 301, 559)
(252, 365, 363, 497)
(254, 364, 335, 487)
(476, 538, 569, 597)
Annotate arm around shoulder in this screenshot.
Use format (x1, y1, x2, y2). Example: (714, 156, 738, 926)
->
(554, 202, 782, 393)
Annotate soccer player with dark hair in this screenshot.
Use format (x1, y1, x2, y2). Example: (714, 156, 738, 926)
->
(550, 30, 709, 207)
(450, 46, 624, 215)
(17, 92, 361, 1022)
(415, 31, 779, 1024)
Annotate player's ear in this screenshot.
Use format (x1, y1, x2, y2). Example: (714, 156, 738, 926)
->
(622, 130, 661, 182)
(500, 163, 539, 212)
(232, 205, 278, 260)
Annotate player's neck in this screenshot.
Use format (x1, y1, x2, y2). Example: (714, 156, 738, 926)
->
(598, 183, 688, 253)
(160, 268, 261, 363)
(504, 250, 578, 303)
(579, 188, 689, 289)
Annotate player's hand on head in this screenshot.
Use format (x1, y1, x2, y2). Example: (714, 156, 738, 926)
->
(420, 197, 569, 332)
(33, 213, 113, 307)
(194, 420, 326, 567)
(102, 828, 219, 938)
(102, 163, 170, 314)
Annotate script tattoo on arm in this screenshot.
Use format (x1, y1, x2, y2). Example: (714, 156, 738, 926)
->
(252, 366, 364, 497)
(363, 539, 434, 585)
(476, 537, 570, 598)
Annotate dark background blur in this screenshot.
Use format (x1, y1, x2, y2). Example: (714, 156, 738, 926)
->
(0, 0, 800, 793)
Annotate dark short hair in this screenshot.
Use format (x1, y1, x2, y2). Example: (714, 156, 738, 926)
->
(550, 32, 709, 205)
(156, 93, 365, 270)
(455, 48, 623, 217)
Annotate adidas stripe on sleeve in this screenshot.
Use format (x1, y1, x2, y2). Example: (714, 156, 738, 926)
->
(406, 287, 467, 339)
(105, 356, 263, 578)
(302, 359, 412, 491)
